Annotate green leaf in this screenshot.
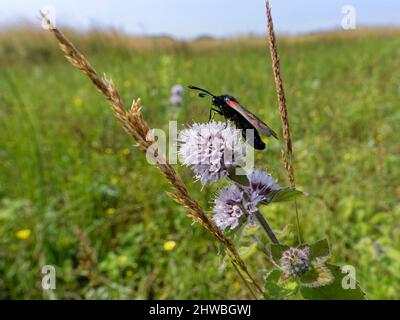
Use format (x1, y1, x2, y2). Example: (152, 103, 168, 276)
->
(308, 238, 330, 260)
(270, 243, 289, 263)
(227, 167, 249, 186)
(300, 264, 366, 300)
(265, 188, 306, 204)
(238, 243, 258, 260)
(299, 266, 320, 285)
(264, 269, 298, 300)
(299, 262, 333, 287)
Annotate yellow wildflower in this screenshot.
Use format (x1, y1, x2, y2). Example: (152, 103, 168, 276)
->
(120, 148, 130, 156)
(73, 97, 82, 107)
(118, 255, 128, 264)
(163, 240, 176, 251)
(16, 229, 31, 240)
(106, 208, 116, 215)
(111, 177, 120, 185)
(126, 270, 134, 278)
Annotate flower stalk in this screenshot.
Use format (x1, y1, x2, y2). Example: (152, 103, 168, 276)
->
(265, 0, 302, 244)
(253, 210, 279, 244)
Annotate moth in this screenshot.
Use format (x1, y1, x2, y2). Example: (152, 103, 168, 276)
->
(189, 85, 278, 150)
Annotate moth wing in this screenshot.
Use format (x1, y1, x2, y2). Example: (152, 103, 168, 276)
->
(226, 100, 278, 139)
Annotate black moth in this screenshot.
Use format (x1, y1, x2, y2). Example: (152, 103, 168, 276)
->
(188, 85, 278, 150)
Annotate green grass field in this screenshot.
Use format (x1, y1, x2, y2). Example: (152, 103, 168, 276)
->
(0, 28, 399, 299)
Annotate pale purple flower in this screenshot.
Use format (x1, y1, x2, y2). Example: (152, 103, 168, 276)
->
(169, 85, 184, 106)
(171, 84, 184, 96)
(245, 169, 280, 212)
(212, 169, 280, 231)
(212, 184, 245, 231)
(178, 122, 247, 186)
(280, 247, 310, 276)
(169, 94, 183, 106)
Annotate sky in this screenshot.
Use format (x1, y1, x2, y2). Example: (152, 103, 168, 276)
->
(0, 0, 399, 39)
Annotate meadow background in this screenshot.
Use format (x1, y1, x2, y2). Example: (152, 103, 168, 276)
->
(0, 27, 399, 299)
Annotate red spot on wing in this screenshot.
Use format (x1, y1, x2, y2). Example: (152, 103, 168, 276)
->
(226, 100, 239, 108)
(250, 119, 258, 124)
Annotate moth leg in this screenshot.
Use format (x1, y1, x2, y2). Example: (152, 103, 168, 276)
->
(209, 108, 222, 121)
(208, 109, 213, 121)
(212, 108, 222, 114)
(219, 107, 229, 128)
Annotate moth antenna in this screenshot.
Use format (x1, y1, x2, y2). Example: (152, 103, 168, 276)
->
(188, 85, 216, 98)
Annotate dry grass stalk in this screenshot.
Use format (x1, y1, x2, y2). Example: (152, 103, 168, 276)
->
(75, 227, 97, 286)
(41, 13, 262, 295)
(265, 1, 302, 243)
(265, 0, 295, 188)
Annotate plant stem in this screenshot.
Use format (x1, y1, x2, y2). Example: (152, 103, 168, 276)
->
(254, 210, 279, 244)
(231, 261, 259, 300)
(294, 200, 302, 244)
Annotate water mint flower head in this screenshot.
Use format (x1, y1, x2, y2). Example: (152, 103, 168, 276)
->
(211, 169, 280, 231)
(212, 184, 245, 231)
(178, 122, 247, 186)
(169, 94, 183, 106)
(280, 247, 310, 277)
(169, 85, 184, 106)
(171, 84, 184, 96)
(245, 169, 280, 212)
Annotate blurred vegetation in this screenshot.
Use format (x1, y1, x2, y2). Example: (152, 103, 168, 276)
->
(0, 27, 399, 299)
